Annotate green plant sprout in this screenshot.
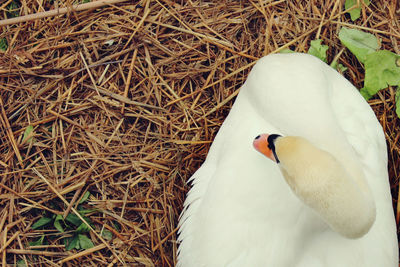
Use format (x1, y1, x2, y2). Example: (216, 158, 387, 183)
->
(345, 0, 370, 21)
(0, 38, 7, 52)
(338, 27, 400, 118)
(30, 191, 99, 251)
(281, 27, 400, 119)
(307, 39, 329, 63)
(7, 1, 20, 18)
(22, 125, 34, 143)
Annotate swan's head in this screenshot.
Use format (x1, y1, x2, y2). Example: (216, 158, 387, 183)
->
(253, 134, 281, 163)
(252, 134, 376, 239)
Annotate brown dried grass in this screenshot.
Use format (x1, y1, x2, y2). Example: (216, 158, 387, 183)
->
(0, 0, 399, 266)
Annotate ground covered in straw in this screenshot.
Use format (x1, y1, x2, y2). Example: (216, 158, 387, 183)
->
(0, 0, 399, 266)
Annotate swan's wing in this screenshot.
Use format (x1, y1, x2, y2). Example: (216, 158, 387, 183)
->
(326, 66, 398, 266)
(327, 67, 387, 164)
(177, 161, 217, 267)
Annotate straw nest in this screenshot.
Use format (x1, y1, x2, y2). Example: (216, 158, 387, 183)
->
(0, 0, 399, 266)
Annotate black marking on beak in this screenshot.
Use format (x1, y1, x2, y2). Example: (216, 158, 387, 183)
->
(267, 134, 282, 163)
(254, 135, 261, 140)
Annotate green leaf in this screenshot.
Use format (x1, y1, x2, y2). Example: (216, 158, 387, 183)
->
(78, 191, 91, 204)
(345, 0, 370, 21)
(339, 27, 379, 63)
(78, 234, 94, 249)
(337, 64, 348, 73)
(0, 38, 7, 52)
(360, 50, 400, 99)
(29, 235, 45, 246)
(101, 229, 113, 240)
(22, 125, 34, 143)
(66, 214, 83, 226)
(65, 235, 79, 250)
(54, 215, 64, 233)
(7, 1, 20, 18)
(330, 61, 348, 73)
(395, 87, 400, 119)
(77, 209, 96, 215)
(280, 48, 294, 54)
(32, 217, 52, 229)
(74, 0, 90, 3)
(113, 222, 121, 232)
(17, 260, 27, 267)
(76, 223, 90, 234)
(307, 39, 329, 62)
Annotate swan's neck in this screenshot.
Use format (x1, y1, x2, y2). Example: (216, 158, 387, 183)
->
(275, 136, 376, 239)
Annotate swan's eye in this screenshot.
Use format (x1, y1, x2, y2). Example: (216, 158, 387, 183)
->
(254, 135, 261, 140)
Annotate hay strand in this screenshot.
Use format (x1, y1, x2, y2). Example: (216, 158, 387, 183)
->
(0, 0, 129, 27)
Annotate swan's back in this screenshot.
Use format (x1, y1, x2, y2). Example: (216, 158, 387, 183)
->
(177, 53, 398, 267)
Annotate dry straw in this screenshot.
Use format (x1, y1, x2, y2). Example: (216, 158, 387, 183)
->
(0, 0, 399, 265)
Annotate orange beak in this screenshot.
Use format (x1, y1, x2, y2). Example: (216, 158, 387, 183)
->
(253, 134, 276, 162)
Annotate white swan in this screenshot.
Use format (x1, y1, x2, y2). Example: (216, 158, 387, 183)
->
(177, 53, 398, 267)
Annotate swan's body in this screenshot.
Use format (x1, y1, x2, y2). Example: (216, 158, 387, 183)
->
(177, 53, 398, 267)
